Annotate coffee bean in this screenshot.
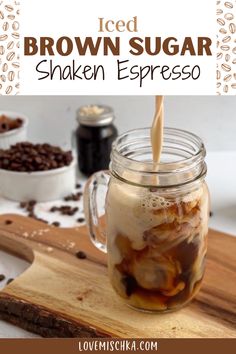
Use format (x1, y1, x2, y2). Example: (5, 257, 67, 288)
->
(52, 221, 60, 227)
(5, 219, 12, 225)
(209, 211, 213, 217)
(77, 217, 85, 223)
(35, 157, 42, 164)
(18, 200, 49, 224)
(50, 206, 58, 212)
(0, 274, 6, 282)
(28, 212, 36, 219)
(19, 200, 37, 213)
(49, 205, 79, 216)
(0, 142, 73, 172)
(2, 159, 9, 166)
(76, 251, 87, 259)
(28, 200, 36, 207)
(6, 278, 14, 285)
(19, 202, 27, 209)
(64, 192, 82, 202)
(68, 207, 79, 216)
(76, 183, 82, 189)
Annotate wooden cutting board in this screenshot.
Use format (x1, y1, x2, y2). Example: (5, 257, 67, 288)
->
(0, 214, 235, 338)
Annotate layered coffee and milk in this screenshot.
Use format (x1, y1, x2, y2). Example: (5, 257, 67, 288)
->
(106, 97, 209, 311)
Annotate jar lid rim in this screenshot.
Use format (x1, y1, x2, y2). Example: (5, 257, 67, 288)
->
(76, 104, 115, 126)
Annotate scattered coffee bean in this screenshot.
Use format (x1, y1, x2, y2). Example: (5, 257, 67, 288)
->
(52, 221, 60, 227)
(28, 212, 36, 218)
(18, 200, 47, 223)
(64, 192, 82, 202)
(0, 142, 73, 172)
(28, 200, 36, 207)
(0, 115, 23, 134)
(19, 201, 27, 209)
(6, 278, 14, 285)
(76, 251, 87, 259)
(77, 217, 85, 223)
(0, 274, 6, 282)
(76, 183, 82, 189)
(49, 205, 79, 216)
(5, 219, 12, 225)
(18, 191, 84, 227)
(50, 206, 58, 212)
(19, 200, 38, 212)
(27, 205, 34, 213)
(209, 211, 213, 217)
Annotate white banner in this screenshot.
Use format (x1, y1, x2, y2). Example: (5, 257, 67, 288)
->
(1, 0, 236, 95)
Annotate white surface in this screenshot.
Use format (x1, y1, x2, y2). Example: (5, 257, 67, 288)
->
(0, 150, 235, 337)
(0, 96, 236, 151)
(0, 160, 77, 203)
(0, 180, 86, 228)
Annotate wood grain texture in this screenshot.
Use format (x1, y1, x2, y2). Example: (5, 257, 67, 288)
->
(0, 214, 235, 338)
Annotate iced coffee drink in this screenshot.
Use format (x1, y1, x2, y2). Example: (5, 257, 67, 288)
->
(106, 180, 208, 311)
(84, 97, 209, 312)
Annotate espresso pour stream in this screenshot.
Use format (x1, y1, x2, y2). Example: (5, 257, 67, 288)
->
(151, 96, 164, 165)
(150, 95, 164, 187)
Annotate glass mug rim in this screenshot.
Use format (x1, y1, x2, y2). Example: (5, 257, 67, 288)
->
(110, 127, 207, 188)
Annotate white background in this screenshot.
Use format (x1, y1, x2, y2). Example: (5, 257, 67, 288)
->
(20, 0, 216, 94)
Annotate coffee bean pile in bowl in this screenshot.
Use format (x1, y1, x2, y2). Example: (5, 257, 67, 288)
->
(0, 142, 73, 172)
(0, 115, 23, 134)
(0, 142, 76, 202)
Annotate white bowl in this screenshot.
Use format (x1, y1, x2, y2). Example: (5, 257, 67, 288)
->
(0, 159, 77, 202)
(0, 111, 29, 150)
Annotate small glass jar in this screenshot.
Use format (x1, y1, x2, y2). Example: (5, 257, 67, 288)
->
(84, 128, 209, 312)
(75, 105, 118, 176)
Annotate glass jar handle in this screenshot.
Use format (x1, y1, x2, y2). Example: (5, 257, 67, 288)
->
(84, 170, 110, 254)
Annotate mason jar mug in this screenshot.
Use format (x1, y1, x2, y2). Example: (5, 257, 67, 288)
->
(84, 128, 209, 312)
